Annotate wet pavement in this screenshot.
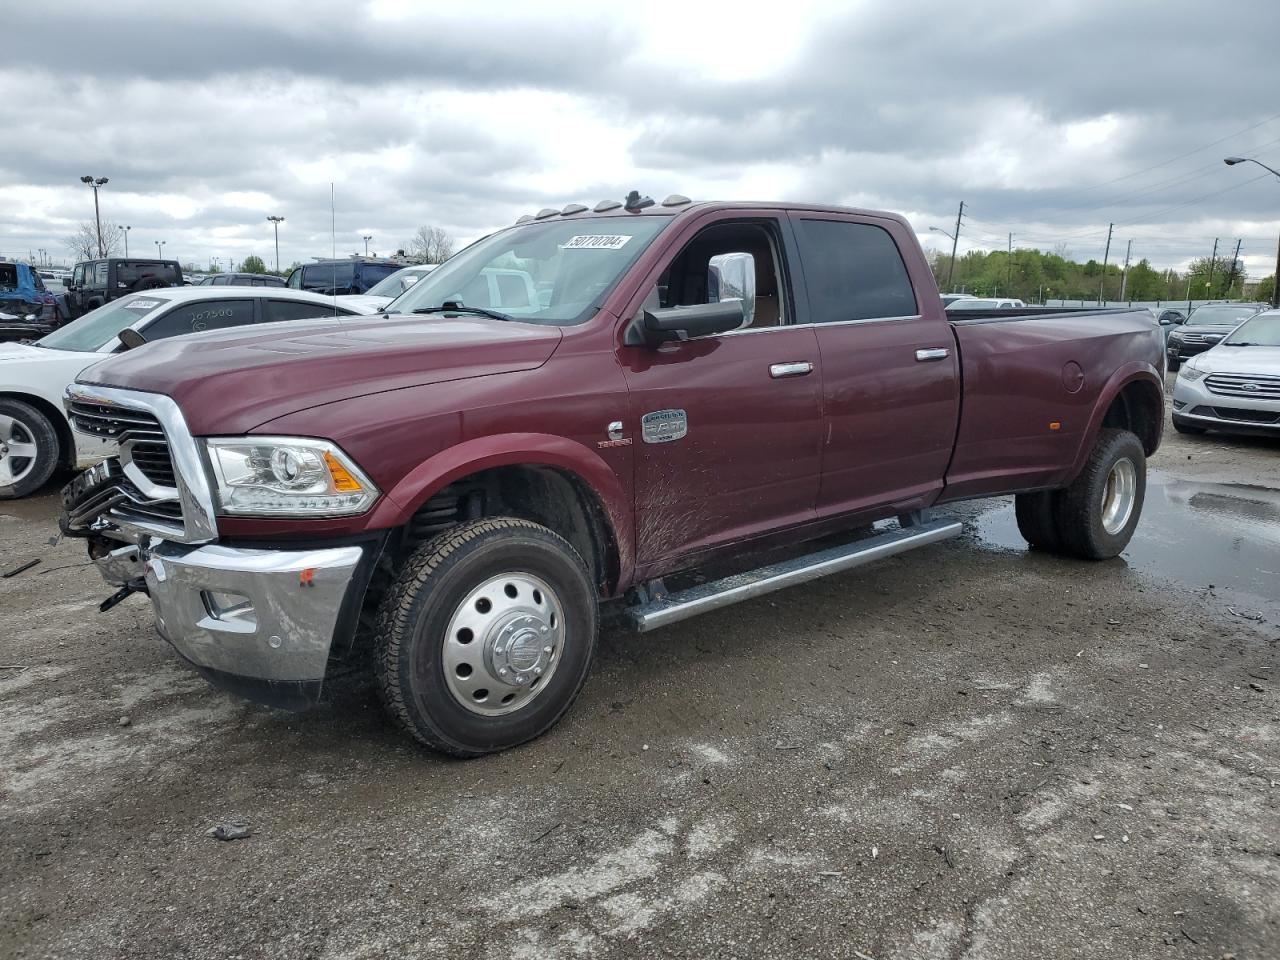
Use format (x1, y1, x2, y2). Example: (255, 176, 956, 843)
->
(978, 472, 1280, 611)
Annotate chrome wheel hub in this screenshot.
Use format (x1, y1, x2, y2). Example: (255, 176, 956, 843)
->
(442, 572, 564, 716)
(1101, 457, 1137, 535)
(0, 414, 39, 487)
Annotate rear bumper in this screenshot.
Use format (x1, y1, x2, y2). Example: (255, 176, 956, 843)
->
(95, 538, 368, 706)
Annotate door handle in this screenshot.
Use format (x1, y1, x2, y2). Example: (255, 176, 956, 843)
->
(915, 348, 950, 362)
(770, 361, 814, 379)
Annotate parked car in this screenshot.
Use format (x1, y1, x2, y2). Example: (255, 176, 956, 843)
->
(342, 264, 438, 311)
(62, 197, 1164, 756)
(944, 297, 1026, 310)
(64, 258, 184, 320)
(1171, 309, 1280, 437)
(1154, 306, 1189, 342)
(940, 294, 973, 307)
(0, 288, 378, 498)
(198, 273, 287, 287)
(1164, 303, 1265, 370)
(1, 261, 60, 325)
(286, 258, 401, 295)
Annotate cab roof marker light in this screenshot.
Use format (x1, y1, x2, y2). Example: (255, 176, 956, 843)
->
(514, 215, 535, 224)
(560, 203, 588, 215)
(594, 200, 623, 212)
(661, 194, 692, 207)
(535, 208, 559, 219)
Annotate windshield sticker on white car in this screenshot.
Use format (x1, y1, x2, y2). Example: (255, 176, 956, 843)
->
(125, 299, 163, 311)
(560, 235, 633, 251)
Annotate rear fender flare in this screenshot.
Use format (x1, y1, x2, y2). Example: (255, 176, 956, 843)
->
(374, 433, 634, 586)
(1068, 363, 1164, 479)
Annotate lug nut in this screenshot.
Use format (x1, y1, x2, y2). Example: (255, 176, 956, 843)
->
(543, 645, 552, 654)
(498, 668, 508, 677)
(534, 667, 543, 676)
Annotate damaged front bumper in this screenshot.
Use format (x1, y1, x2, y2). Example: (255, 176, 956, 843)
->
(93, 536, 368, 709)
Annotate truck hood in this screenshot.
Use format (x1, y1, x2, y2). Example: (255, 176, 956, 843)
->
(77, 314, 563, 435)
(0, 342, 98, 365)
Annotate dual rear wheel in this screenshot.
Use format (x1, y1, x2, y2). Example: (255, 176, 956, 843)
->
(1014, 428, 1146, 560)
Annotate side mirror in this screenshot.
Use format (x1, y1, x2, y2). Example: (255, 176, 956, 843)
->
(637, 301, 745, 345)
(707, 252, 756, 328)
(117, 328, 148, 351)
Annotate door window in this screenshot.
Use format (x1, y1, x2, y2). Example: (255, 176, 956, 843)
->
(262, 299, 349, 324)
(73, 265, 86, 286)
(93, 262, 109, 286)
(143, 299, 255, 339)
(794, 219, 918, 322)
(653, 220, 787, 330)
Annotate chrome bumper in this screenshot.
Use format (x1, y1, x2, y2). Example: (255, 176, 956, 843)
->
(1171, 375, 1280, 432)
(96, 539, 365, 684)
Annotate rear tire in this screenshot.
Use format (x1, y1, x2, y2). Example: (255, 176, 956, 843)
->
(1052, 428, 1146, 560)
(0, 399, 59, 499)
(1014, 491, 1063, 551)
(374, 517, 598, 757)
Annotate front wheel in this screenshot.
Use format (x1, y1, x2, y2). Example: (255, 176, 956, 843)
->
(1052, 428, 1146, 560)
(0, 399, 59, 499)
(374, 518, 599, 756)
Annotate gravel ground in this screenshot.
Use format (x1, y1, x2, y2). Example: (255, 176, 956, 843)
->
(2, 378, 1277, 960)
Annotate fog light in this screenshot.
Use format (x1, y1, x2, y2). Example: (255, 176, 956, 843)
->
(202, 590, 255, 625)
(1172, 399, 1186, 410)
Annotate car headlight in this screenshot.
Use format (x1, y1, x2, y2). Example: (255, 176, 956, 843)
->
(1178, 364, 1207, 382)
(204, 437, 379, 517)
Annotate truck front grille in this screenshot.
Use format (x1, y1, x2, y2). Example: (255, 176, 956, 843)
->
(70, 400, 177, 488)
(1205, 373, 1280, 400)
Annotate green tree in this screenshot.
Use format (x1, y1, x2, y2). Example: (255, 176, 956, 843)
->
(240, 255, 267, 274)
(1255, 275, 1275, 305)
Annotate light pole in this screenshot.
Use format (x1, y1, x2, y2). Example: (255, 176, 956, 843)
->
(267, 215, 285, 273)
(119, 225, 130, 257)
(362, 235, 372, 256)
(1224, 156, 1280, 308)
(929, 226, 957, 292)
(155, 240, 165, 259)
(80, 175, 109, 257)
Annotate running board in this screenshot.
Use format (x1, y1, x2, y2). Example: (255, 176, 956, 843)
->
(626, 518, 963, 633)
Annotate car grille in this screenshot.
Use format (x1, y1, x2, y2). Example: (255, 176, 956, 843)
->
(1204, 372, 1280, 400)
(69, 400, 177, 488)
(1179, 333, 1224, 344)
(1210, 407, 1280, 424)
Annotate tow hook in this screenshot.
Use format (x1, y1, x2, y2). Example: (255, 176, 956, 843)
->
(100, 577, 148, 613)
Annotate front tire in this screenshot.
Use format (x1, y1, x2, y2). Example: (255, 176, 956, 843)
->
(1052, 428, 1146, 560)
(374, 518, 599, 757)
(0, 399, 59, 499)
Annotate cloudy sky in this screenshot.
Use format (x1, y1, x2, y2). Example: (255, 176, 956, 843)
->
(4, 0, 1279, 279)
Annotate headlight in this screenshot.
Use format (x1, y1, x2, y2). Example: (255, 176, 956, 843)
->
(204, 437, 379, 517)
(1178, 365, 1207, 382)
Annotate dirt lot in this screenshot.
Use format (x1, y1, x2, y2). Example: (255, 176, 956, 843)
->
(2, 380, 1278, 960)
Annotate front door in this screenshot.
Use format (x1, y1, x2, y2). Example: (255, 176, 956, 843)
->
(788, 214, 961, 517)
(617, 215, 823, 569)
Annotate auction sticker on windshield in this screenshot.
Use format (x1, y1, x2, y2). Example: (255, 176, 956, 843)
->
(124, 299, 163, 311)
(561, 235, 633, 250)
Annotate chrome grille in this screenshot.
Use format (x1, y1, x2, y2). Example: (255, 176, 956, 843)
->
(70, 400, 176, 488)
(1205, 372, 1280, 400)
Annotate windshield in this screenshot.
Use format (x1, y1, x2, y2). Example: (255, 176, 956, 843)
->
(1224, 313, 1280, 346)
(390, 217, 671, 325)
(1186, 305, 1259, 326)
(367, 266, 434, 298)
(37, 295, 169, 351)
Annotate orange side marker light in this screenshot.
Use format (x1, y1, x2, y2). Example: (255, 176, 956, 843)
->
(299, 568, 316, 588)
(323, 451, 361, 492)
(1049, 421, 1062, 431)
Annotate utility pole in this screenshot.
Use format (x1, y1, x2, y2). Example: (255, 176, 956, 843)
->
(1118, 239, 1132, 301)
(1206, 238, 1219, 299)
(946, 201, 965, 293)
(1273, 230, 1280, 309)
(1225, 238, 1242, 298)
(267, 216, 285, 272)
(1007, 233, 1014, 293)
(1098, 223, 1113, 305)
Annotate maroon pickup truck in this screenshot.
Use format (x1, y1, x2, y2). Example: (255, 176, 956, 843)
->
(62, 196, 1165, 756)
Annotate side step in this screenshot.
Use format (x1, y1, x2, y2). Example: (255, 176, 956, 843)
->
(626, 518, 963, 632)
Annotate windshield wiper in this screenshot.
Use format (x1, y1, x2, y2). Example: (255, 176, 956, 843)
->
(412, 302, 512, 323)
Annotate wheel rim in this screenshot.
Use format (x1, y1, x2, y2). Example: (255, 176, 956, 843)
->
(1100, 457, 1137, 535)
(442, 572, 565, 717)
(0, 414, 40, 487)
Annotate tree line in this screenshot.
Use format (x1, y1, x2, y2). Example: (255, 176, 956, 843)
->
(928, 246, 1275, 304)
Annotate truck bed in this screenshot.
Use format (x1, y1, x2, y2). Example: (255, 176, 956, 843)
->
(939, 307, 1163, 502)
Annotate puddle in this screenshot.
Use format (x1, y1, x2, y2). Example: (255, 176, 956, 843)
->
(977, 473, 1280, 602)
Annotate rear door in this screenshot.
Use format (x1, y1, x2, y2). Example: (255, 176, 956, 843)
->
(789, 213, 961, 517)
(618, 212, 823, 568)
(141, 298, 256, 340)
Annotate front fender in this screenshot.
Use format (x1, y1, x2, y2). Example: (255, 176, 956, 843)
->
(371, 432, 634, 587)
